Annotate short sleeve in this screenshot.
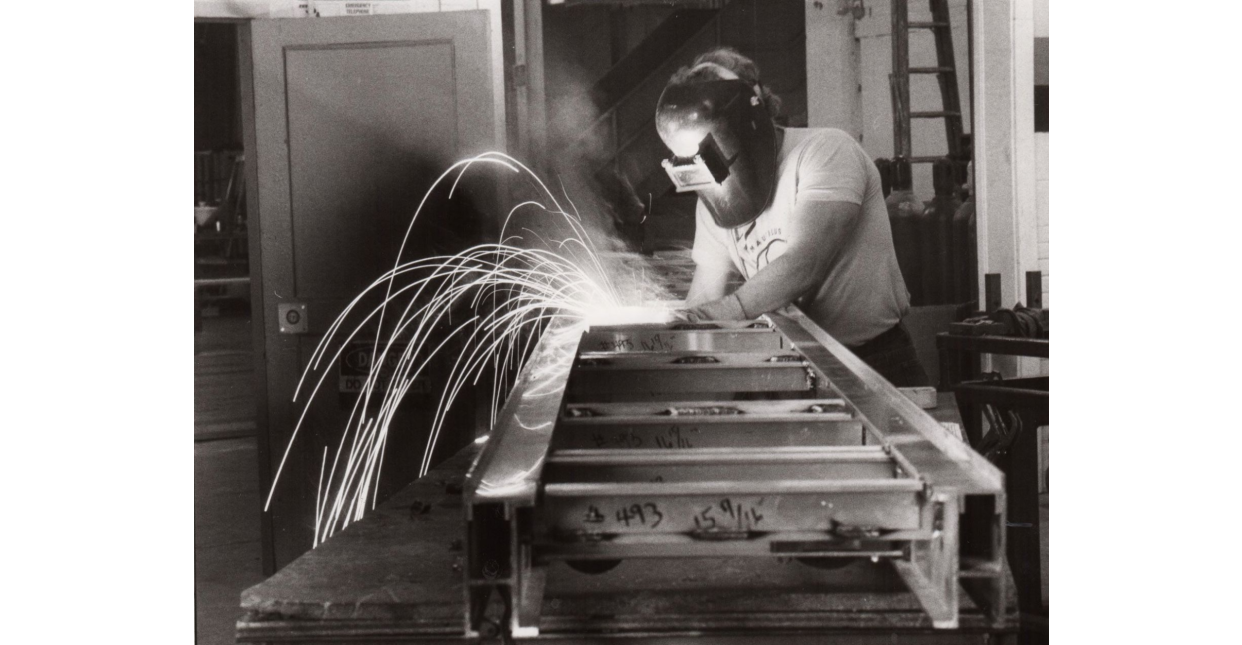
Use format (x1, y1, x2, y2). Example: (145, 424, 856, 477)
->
(690, 200, 735, 269)
(794, 131, 868, 205)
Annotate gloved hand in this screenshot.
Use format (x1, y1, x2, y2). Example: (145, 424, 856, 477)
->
(676, 293, 748, 323)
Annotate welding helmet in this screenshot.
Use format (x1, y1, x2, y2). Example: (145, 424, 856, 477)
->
(655, 79, 778, 229)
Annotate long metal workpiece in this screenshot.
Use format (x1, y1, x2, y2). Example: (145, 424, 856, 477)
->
(554, 398, 863, 448)
(580, 322, 786, 353)
(766, 311, 1008, 628)
(460, 317, 583, 639)
(463, 310, 1007, 638)
(570, 350, 816, 398)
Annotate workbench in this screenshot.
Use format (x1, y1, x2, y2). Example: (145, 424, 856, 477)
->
(237, 429, 1018, 644)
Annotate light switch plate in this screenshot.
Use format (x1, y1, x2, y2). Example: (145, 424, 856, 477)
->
(278, 303, 308, 334)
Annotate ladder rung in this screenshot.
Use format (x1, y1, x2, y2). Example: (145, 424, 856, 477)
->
(909, 21, 950, 29)
(909, 67, 956, 74)
(910, 111, 961, 118)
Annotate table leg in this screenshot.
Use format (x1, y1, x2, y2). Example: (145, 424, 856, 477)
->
(1000, 411, 1045, 618)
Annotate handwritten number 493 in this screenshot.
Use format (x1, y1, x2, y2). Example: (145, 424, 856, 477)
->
(615, 503, 662, 528)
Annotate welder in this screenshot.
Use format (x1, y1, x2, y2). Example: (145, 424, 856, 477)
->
(657, 47, 928, 386)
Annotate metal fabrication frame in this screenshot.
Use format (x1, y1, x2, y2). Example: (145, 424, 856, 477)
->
(462, 309, 1006, 638)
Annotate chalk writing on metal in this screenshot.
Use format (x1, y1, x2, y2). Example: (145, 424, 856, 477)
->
(614, 503, 663, 528)
(693, 498, 765, 531)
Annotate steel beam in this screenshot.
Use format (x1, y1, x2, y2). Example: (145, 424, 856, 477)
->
(554, 398, 864, 448)
(541, 485, 924, 535)
(581, 325, 785, 353)
(544, 447, 902, 482)
(569, 352, 816, 397)
(461, 317, 583, 638)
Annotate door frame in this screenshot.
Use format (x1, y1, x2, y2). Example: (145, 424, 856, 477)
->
(239, 11, 500, 573)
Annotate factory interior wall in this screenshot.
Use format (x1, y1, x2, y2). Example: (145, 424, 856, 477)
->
(1037, 129, 1048, 308)
(542, 1, 809, 130)
(1034, 0, 1048, 308)
(543, 4, 673, 114)
(970, 0, 1045, 379)
(970, 0, 1046, 318)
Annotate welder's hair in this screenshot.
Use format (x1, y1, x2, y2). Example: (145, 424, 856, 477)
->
(666, 47, 782, 119)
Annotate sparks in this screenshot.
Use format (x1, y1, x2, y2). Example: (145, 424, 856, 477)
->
(262, 151, 676, 545)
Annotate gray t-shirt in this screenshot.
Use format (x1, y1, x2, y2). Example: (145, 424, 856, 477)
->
(690, 127, 909, 346)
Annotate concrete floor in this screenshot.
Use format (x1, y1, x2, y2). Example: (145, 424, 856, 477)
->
(193, 306, 1049, 643)
(195, 308, 264, 645)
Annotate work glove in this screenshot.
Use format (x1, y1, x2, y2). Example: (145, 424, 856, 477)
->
(677, 293, 748, 323)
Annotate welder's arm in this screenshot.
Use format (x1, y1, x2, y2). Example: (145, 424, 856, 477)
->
(689, 201, 862, 321)
(686, 259, 740, 307)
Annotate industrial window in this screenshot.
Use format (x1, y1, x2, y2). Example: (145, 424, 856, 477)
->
(1034, 37, 1048, 132)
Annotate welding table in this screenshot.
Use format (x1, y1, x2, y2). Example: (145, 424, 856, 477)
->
(236, 421, 1018, 644)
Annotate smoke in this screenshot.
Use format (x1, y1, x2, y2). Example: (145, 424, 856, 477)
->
(502, 60, 675, 308)
(545, 56, 648, 251)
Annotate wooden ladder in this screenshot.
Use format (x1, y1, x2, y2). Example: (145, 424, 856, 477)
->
(889, 0, 965, 167)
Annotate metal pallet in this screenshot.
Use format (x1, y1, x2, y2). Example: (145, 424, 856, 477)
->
(462, 310, 1006, 638)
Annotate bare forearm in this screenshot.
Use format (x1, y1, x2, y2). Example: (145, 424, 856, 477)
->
(682, 201, 860, 321)
(732, 203, 856, 316)
(731, 252, 820, 317)
(680, 255, 812, 323)
(686, 262, 735, 307)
